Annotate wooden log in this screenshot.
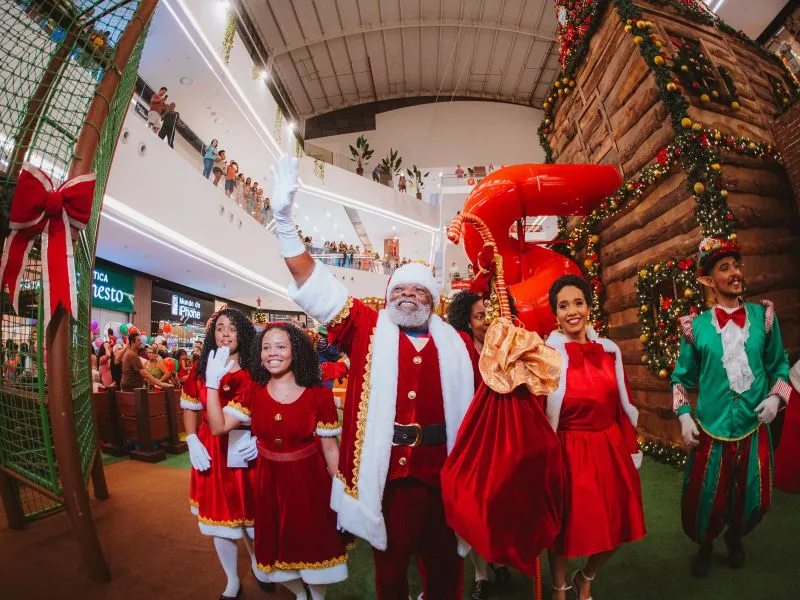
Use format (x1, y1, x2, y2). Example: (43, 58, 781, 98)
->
(580, 19, 627, 98)
(598, 37, 636, 101)
(721, 165, 792, 198)
(737, 227, 800, 256)
(603, 48, 652, 119)
(601, 172, 688, 244)
(608, 321, 642, 341)
(577, 95, 603, 149)
(625, 365, 672, 392)
(728, 192, 800, 230)
(0, 469, 25, 531)
(608, 77, 660, 141)
(603, 227, 701, 284)
(601, 197, 697, 265)
(622, 118, 674, 177)
(687, 105, 773, 142)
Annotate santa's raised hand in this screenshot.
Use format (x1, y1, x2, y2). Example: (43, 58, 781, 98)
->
(270, 155, 304, 258)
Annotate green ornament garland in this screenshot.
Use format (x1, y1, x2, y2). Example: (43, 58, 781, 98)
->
(222, 11, 236, 65)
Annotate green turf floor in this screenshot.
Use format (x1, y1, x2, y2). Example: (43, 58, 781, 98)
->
(137, 452, 799, 599)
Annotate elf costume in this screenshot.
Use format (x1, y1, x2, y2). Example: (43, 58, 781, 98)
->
(671, 238, 791, 547)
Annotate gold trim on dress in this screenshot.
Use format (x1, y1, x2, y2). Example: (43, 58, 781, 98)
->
(700, 421, 761, 443)
(343, 332, 374, 499)
(189, 498, 199, 508)
(326, 297, 354, 328)
(316, 421, 341, 430)
(198, 514, 255, 528)
(226, 401, 251, 416)
(181, 391, 201, 405)
(257, 553, 348, 573)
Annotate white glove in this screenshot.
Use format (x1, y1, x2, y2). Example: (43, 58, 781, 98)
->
(755, 395, 781, 424)
(270, 155, 304, 258)
(237, 435, 258, 462)
(679, 413, 700, 447)
(205, 346, 234, 390)
(186, 433, 211, 471)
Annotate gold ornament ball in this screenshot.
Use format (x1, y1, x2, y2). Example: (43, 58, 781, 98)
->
(653, 55, 665, 66)
(700, 93, 710, 104)
(729, 232, 737, 241)
(640, 334, 649, 344)
(641, 305, 649, 313)
(641, 354, 650, 363)
(625, 24, 632, 32)
(558, 88, 564, 96)
(692, 122, 702, 132)
(634, 35, 644, 45)
(564, 87, 571, 95)
(543, 102, 550, 109)
(681, 64, 689, 72)
(666, 82, 677, 92)
(549, 96, 554, 102)
(655, 40, 662, 48)
(783, 97, 790, 104)
(584, 259, 594, 269)
(554, 81, 561, 88)
(658, 369, 669, 379)
(711, 163, 721, 171)
(712, 90, 719, 98)
(748, 142, 756, 150)
(562, 77, 570, 85)
(646, 21, 654, 27)
(626, 19, 632, 24)
(684, 288, 694, 298)
(545, 118, 551, 125)
(627, 183, 635, 191)
(714, 132, 722, 141)
(569, 80, 576, 88)
(636, 20, 647, 29)
(720, 189, 728, 198)
(590, 234, 600, 244)
(681, 117, 692, 129)
(653, 169, 662, 178)
(610, 201, 618, 209)
(693, 182, 705, 194)
(654, 263, 661, 272)
(731, 101, 740, 110)
(639, 269, 648, 278)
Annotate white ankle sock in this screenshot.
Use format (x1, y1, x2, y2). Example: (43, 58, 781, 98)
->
(308, 583, 327, 600)
(213, 537, 240, 597)
(282, 579, 307, 599)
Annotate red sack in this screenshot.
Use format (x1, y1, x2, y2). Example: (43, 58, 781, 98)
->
(441, 382, 564, 575)
(775, 387, 800, 494)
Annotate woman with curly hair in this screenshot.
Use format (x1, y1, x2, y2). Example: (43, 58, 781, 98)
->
(205, 322, 347, 600)
(447, 290, 489, 354)
(180, 307, 261, 600)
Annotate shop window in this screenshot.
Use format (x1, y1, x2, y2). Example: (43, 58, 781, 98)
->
(635, 258, 703, 378)
(668, 34, 739, 107)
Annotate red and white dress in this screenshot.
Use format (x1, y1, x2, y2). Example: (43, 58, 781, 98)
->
(181, 363, 257, 539)
(546, 330, 646, 558)
(249, 384, 348, 584)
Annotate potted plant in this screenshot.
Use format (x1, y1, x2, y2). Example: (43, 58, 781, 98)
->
(407, 165, 429, 200)
(379, 148, 403, 187)
(348, 135, 374, 176)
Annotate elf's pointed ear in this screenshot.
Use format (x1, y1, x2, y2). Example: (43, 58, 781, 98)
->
(697, 275, 714, 289)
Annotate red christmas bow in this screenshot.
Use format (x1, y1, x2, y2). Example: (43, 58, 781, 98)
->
(715, 306, 746, 329)
(0, 164, 95, 326)
(565, 341, 605, 367)
(469, 244, 496, 296)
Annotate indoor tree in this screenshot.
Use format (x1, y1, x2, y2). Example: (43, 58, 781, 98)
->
(348, 135, 374, 176)
(379, 148, 403, 187)
(406, 165, 430, 200)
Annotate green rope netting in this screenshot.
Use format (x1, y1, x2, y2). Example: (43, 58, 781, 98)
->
(0, 0, 146, 517)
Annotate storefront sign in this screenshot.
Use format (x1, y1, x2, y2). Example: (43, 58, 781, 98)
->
(151, 285, 214, 327)
(172, 294, 202, 320)
(91, 266, 134, 312)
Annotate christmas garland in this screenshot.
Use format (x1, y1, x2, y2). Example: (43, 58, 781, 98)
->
(313, 158, 325, 182)
(273, 106, 283, 144)
(222, 11, 236, 65)
(635, 257, 703, 377)
(639, 438, 688, 468)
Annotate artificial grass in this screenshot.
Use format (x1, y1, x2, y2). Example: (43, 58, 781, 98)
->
(152, 454, 799, 599)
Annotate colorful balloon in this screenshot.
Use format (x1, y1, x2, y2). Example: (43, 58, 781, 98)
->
(119, 324, 129, 335)
(162, 323, 172, 334)
(90, 320, 99, 332)
(93, 337, 103, 349)
(163, 357, 176, 373)
(128, 326, 138, 335)
(148, 336, 155, 345)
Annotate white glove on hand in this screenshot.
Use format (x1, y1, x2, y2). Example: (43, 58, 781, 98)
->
(237, 435, 258, 462)
(205, 346, 234, 390)
(186, 433, 211, 471)
(269, 155, 304, 258)
(755, 395, 781, 424)
(679, 413, 700, 447)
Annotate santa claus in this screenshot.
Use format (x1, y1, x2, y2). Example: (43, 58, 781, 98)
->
(270, 155, 477, 599)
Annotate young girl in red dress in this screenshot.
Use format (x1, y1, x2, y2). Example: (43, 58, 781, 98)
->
(180, 307, 260, 600)
(545, 276, 646, 600)
(205, 322, 348, 600)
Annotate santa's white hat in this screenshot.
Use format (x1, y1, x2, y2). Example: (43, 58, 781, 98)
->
(385, 263, 441, 302)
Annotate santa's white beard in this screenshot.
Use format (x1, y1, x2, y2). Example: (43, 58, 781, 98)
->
(387, 299, 432, 329)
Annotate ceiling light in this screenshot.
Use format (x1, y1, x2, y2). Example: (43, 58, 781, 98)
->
(303, 215, 309, 221)
(260, 70, 269, 82)
(130, 98, 136, 106)
(392, 226, 396, 231)
(438, 172, 443, 177)
(313, 226, 318, 232)
(213, 116, 226, 124)
(287, 122, 295, 131)
(325, 212, 331, 218)
(179, 76, 193, 86)
(340, 233, 344, 238)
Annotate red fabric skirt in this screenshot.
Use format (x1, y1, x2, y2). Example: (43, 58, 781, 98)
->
(775, 388, 800, 494)
(553, 423, 646, 557)
(189, 422, 257, 537)
(254, 445, 348, 580)
(441, 385, 564, 575)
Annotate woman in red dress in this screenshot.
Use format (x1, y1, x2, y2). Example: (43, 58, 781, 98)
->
(545, 275, 646, 600)
(205, 322, 348, 600)
(180, 307, 260, 600)
(775, 360, 800, 493)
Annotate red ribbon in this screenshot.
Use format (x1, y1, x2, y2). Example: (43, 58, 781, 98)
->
(565, 341, 605, 367)
(715, 306, 746, 329)
(0, 164, 95, 327)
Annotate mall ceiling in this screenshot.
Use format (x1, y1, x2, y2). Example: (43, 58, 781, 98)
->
(238, 0, 561, 119)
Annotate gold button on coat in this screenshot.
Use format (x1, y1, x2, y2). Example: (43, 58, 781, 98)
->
(407, 391, 417, 400)
(275, 438, 282, 446)
(274, 413, 283, 422)
(223, 385, 231, 392)
(399, 457, 407, 466)
(413, 356, 422, 365)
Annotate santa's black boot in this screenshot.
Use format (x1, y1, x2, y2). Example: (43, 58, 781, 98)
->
(691, 541, 714, 577)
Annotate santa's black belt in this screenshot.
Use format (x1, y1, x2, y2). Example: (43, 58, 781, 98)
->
(392, 423, 446, 447)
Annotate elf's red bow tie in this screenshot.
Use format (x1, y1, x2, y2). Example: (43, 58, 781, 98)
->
(0, 164, 95, 326)
(715, 306, 746, 329)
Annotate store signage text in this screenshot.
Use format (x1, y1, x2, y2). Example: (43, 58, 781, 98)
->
(91, 267, 134, 312)
(171, 294, 202, 320)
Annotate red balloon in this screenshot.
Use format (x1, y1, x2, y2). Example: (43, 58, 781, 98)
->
(459, 164, 622, 335)
(163, 357, 176, 373)
(128, 326, 138, 335)
(162, 323, 172, 334)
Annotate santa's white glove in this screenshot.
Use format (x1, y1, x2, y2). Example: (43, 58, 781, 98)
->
(679, 413, 700, 447)
(205, 346, 233, 390)
(186, 433, 211, 471)
(755, 395, 781, 424)
(270, 155, 304, 257)
(237, 435, 258, 462)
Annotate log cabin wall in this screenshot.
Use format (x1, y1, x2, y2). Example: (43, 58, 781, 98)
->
(545, 0, 800, 444)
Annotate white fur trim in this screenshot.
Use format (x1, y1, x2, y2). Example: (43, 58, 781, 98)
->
(190, 504, 199, 515)
(288, 262, 349, 324)
(331, 312, 474, 551)
(712, 306, 754, 394)
(457, 535, 471, 558)
(316, 426, 342, 437)
(254, 562, 348, 585)
(223, 404, 251, 424)
(197, 522, 249, 539)
(545, 328, 637, 431)
(386, 262, 441, 301)
(181, 398, 203, 411)
(632, 451, 643, 470)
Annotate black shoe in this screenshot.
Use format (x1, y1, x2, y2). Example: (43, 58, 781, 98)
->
(258, 580, 276, 593)
(691, 541, 714, 577)
(220, 587, 242, 600)
(492, 565, 510, 588)
(724, 529, 746, 569)
(471, 580, 490, 600)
